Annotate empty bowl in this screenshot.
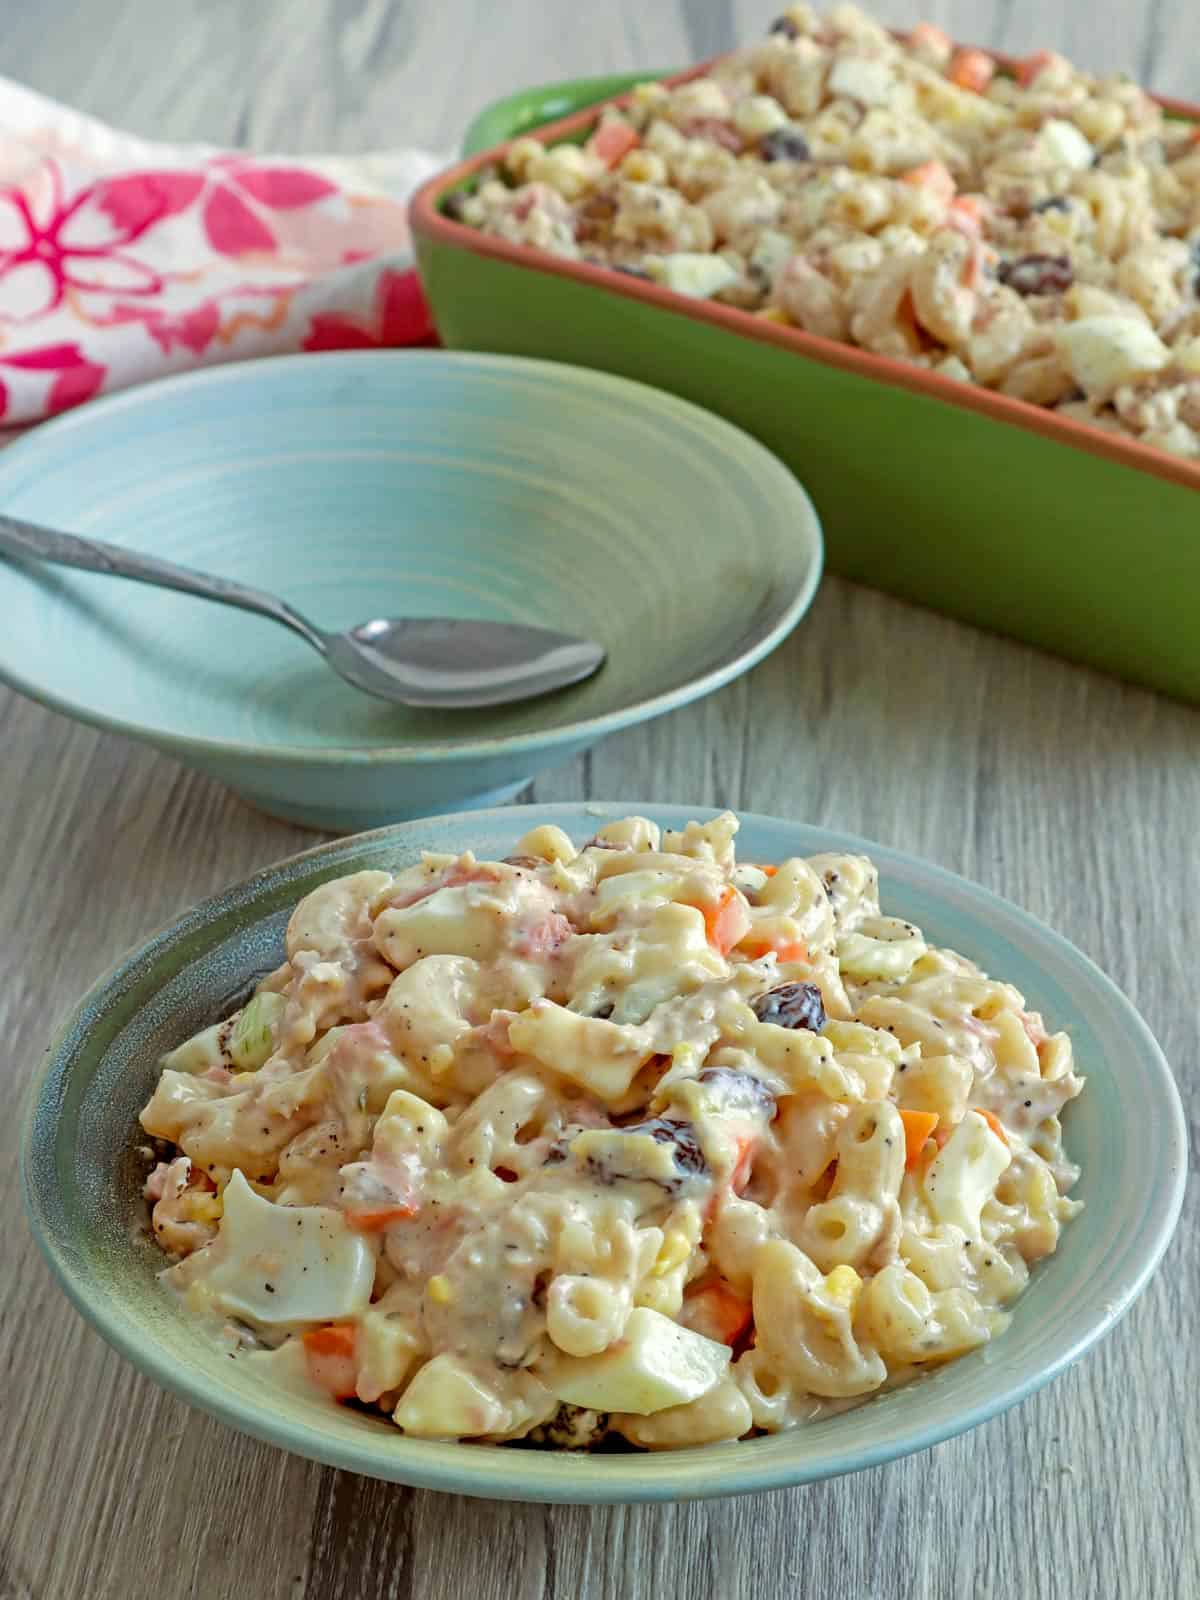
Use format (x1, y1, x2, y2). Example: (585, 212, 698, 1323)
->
(0, 351, 823, 831)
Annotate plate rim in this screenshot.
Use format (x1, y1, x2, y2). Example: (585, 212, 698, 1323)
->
(0, 349, 823, 767)
(21, 802, 1188, 1502)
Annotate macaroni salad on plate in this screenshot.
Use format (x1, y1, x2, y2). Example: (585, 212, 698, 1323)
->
(458, 4, 1200, 460)
(139, 813, 1084, 1450)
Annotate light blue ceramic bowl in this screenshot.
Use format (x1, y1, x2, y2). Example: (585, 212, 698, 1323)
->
(0, 353, 822, 831)
(22, 804, 1186, 1503)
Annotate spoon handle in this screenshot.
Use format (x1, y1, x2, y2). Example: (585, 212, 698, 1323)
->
(0, 511, 326, 652)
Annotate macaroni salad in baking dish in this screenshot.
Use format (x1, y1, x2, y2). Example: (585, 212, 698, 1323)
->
(456, 4, 1200, 460)
(140, 814, 1084, 1450)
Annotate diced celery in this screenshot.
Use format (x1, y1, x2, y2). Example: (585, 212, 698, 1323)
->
(161, 1020, 227, 1075)
(228, 991, 285, 1071)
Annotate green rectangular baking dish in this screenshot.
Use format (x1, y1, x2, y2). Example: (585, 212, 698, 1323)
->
(414, 66, 1200, 704)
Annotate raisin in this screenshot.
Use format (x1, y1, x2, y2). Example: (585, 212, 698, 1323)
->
(442, 191, 469, 222)
(760, 128, 811, 163)
(588, 1118, 708, 1186)
(526, 1404, 610, 1449)
(575, 191, 618, 243)
(997, 253, 1074, 295)
(769, 15, 800, 37)
(1031, 195, 1071, 214)
(632, 1118, 708, 1175)
(697, 1066, 778, 1119)
(752, 981, 826, 1032)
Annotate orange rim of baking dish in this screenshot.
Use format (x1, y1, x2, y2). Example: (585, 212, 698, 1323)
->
(410, 50, 1200, 496)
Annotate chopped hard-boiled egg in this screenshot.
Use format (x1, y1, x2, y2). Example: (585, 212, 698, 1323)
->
(923, 1111, 1012, 1239)
(161, 1019, 228, 1075)
(180, 1170, 375, 1326)
(374, 885, 505, 966)
(1039, 118, 1094, 171)
(1056, 316, 1170, 398)
(393, 1355, 554, 1440)
(644, 253, 739, 298)
(541, 1306, 730, 1414)
(827, 56, 895, 106)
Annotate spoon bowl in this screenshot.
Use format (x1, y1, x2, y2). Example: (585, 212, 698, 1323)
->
(333, 618, 606, 707)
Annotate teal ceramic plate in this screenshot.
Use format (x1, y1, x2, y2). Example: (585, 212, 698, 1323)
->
(22, 804, 1186, 1503)
(0, 352, 822, 831)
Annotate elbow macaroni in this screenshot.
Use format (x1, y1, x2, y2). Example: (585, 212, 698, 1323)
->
(139, 812, 1084, 1450)
(460, 5, 1200, 463)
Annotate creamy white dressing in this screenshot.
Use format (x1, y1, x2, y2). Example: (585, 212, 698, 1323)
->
(140, 811, 1084, 1449)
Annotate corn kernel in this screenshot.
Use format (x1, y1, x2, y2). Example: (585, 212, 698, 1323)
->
(632, 81, 669, 110)
(427, 1274, 454, 1305)
(757, 305, 793, 324)
(504, 136, 542, 180)
(429, 1043, 455, 1078)
(185, 1193, 223, 1224)
(619, 149, 667, 184)
(733, 94, 788, 141)
(652, 1230, 692, 1277)
(822, 1265, 863, 1311)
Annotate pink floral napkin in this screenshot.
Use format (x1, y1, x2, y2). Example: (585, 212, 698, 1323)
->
(0, 75, 446, 424)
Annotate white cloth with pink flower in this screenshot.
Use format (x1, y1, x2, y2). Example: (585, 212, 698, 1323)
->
(0, 75, 445, 423)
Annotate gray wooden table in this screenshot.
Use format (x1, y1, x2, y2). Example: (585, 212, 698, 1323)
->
(2, 4, 1197, 1598)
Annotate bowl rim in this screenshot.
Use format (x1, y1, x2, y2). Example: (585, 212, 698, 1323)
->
(410, 53, 1200, 498)
(0, 348, 823, 768)
(21, 802, 1188, 1503)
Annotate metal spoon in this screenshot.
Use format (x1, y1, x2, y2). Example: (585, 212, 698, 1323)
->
(0, 513, 606, 710)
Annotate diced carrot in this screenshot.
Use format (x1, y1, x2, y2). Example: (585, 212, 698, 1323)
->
(731, 1132, 757, 1194)
(684, 1282, 753, 1347)
(345, 1202, 418, 1232)
(752, 864, 779, 877)
(946, 194, 987, 237)
(1016, 50, 1057, 88)
(948, 48, 995, 94)
(303, 1323, 357, 1359)
(899, 1109, 940, 1169)
(739, 935, 809, 962)
(587, 119, 640, 168)
(908, 22, 952, 60)
(975, 1108, 1009, 1147)
(774, 939, 809, 963)
(901, 161, 956, 206)
(701, 886, 751, 957)
(302, 1323, 358, 1398)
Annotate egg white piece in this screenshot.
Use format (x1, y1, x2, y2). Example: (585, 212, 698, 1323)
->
(184, 1170, 375, 1326)
(542, 1307, 731, 1414)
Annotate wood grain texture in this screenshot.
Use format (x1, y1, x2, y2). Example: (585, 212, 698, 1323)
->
(2, 4, 1198, 1599)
